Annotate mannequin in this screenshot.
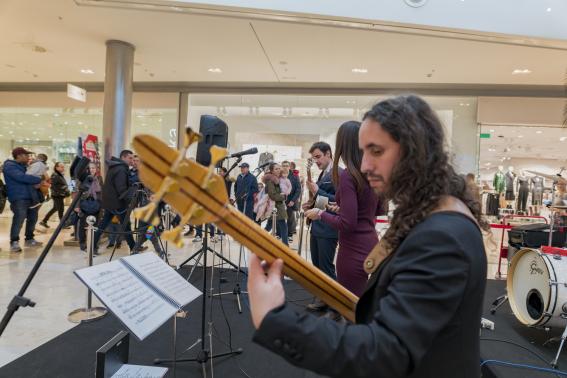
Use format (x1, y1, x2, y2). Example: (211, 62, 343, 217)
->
(530, 175, 544, 215)
(516, 170, 530, 213)
(493, 166, 505, 194)
(504, 166, 516, 208)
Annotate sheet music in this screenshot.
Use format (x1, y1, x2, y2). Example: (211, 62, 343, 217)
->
(75, 261, 177, 340)
(122, 253, 201, 307)
(111, 364, 167, 378)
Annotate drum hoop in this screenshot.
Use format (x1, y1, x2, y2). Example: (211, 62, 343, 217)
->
(507, 248, 553, 325)
(540, 253, 559, 325)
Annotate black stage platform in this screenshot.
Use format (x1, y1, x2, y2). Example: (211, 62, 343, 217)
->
(3, 266, 567, 377)
(481, 280, 567, 378)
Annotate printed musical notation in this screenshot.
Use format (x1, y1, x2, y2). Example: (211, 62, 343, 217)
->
(75, 261, 177, 340)
(122, 253, 201, 307)
(111, 364, 167, 378)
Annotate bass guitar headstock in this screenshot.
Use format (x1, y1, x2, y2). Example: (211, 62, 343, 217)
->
(132, 128, 228, 247)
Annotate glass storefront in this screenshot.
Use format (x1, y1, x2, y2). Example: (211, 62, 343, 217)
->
(0, 92, 178, 166)
(187, 93, 479, 176)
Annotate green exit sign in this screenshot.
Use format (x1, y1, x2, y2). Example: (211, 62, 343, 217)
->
(480, 133, 491, 139)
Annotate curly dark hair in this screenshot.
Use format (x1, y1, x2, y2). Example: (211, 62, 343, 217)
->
(363, 95, 489, 253)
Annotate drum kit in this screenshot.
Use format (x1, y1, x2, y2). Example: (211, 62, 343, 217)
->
(501, 169, 567, 367)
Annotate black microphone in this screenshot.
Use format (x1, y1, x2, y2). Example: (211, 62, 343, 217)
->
(254, 160, 273, 171)
(228, 147, 258, 158)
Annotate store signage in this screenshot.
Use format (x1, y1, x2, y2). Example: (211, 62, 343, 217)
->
(83, 134, 101, 176)
(67, 83, 87, 103)
(480, 133, 491, 139)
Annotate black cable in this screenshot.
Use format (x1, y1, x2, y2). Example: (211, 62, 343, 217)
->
(480, 337, 561, 378)
(211, 240, 254, 378)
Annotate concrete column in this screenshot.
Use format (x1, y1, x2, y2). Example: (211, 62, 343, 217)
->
(102, 40, 135, 166)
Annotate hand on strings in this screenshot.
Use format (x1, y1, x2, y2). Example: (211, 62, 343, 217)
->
(248, 254, 285, 329)
(307, 181, 319, 195)
(326, 202, 340, 213)
(305, 208, 322, 220)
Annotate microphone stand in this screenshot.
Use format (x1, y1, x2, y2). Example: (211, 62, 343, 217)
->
(0, 185, 87, 337)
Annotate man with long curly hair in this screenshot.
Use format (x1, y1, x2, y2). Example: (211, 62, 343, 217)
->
(247, 95, 489, 378)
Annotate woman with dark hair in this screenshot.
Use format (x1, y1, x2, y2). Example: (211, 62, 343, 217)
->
(77, 163, 103, 252)
(262, 162, 289, 245)
(247, 95, 488, 378)
(305, 121, 383, 299)
(40, 162, 69, 227)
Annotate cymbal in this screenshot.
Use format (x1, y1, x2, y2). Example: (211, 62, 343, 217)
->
(527, 170, 567, 184)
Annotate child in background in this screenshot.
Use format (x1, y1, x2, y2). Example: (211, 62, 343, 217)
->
(27, 153, 50, 208)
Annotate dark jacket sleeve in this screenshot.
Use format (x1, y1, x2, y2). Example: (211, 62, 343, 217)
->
(4, 163, 41, 185)
(252, 228, 470, 378)
(115, 168, 131, 200)
(287, 174, 301, 203)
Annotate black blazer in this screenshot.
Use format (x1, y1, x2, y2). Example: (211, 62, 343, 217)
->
(310, 168, 339, 239)
(253, 212, 486, 378)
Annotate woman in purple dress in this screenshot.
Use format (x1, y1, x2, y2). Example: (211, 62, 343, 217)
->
(306, 121, 383, 298)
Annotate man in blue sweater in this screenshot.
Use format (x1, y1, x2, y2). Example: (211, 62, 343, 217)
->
(3, 147, 44, 252)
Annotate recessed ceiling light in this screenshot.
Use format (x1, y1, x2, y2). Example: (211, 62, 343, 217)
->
(53, 113, 60, 117)
(547, 7, 552, 12)
(518, 135, 524, 138)
(351, 68, 368, 74)
(489, 129, 495, 132)
(536, 130, 543, 134)
(78, 121, 83, 125)
(512, 69, 532, 75)
(560, 137, 567, 142)
(33, 113, 40, 117)
(207, 67, 222, 73)
(80, 69, 95, 74)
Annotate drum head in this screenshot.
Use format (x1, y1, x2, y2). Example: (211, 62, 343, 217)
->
(507, 248, 552, 326)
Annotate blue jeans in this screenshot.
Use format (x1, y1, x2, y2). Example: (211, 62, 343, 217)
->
(93, 209, 135, 250)
(265, 218, 289, 246)
(195, 224, 215, 238)
(10, 200, 39, 242)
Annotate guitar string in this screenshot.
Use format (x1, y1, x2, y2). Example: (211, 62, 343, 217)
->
(136, 138, 357, 313)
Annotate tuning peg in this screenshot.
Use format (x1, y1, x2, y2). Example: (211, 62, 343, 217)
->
(209, 145, 228, 167)
(183, 128, 202, 149)
(133, 202, 157, 223)
(162, 226, 184, 247)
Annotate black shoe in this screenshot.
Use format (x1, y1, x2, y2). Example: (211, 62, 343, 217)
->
(39, 221, 49, 228)
(306, 300, 328, 313)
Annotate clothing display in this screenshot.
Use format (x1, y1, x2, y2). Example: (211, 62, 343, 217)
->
(493, 171, 505, 194)
(531, 176, 544, 205)
(517, 176, 529, 212)
(484, 193, 500, 216)
(504, 171, 515, 201)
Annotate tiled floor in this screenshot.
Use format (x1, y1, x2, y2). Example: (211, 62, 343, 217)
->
(0, 208, 505, 367)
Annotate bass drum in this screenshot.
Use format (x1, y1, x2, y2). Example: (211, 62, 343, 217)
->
(507, 248, 567, 329)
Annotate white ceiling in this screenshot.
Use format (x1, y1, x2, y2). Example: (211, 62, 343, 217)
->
(1, 0, 566, 85)
(479, 124, 567, 177)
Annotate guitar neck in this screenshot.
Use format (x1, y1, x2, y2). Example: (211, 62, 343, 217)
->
(217, 206, 357, 322)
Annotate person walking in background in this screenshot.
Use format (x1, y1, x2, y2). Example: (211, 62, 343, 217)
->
(235, 162, 258, 220)
(262, 163, 289, 245)
(3, 147, 44, 252)
(92, 150, 136, 253)
(305, 121, 383, 302)
(39, 162, 70, 227)
(282, 161, 300, 243)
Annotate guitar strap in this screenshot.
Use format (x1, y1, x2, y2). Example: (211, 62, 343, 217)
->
(363, 195, 480, 274)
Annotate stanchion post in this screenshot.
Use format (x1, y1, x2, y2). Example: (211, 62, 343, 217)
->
(68, 216, 108, 323)
(271, 208, 277, 238)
